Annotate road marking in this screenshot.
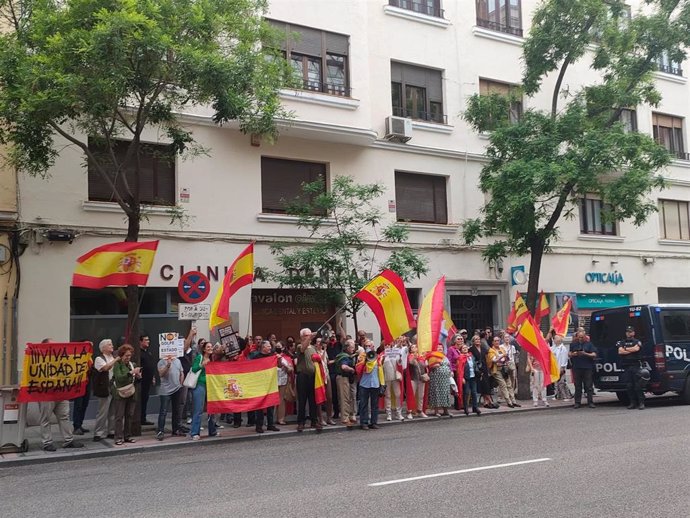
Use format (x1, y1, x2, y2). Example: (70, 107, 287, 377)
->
(368, 458, 552, 487)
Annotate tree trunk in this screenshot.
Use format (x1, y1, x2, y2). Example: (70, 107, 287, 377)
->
(125, 212, 142, 436)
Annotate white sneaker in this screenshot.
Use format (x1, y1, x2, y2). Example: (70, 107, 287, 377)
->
(386, 415, 392, 421)
(186, 418, 192, 424)
(406, 413, 414, 420)
(545, 402, 550, 407)
(396, 412, 404, 421)
(533, 402, 539, 407)
(420, 412, 429, 418)
(191, 435, 200, 441)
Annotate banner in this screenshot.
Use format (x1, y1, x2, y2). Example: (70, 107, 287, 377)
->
(206, 356, 279, 413)
(18, 342, 93, 402)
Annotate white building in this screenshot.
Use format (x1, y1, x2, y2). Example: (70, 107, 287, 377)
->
(13, 0, 690, 360)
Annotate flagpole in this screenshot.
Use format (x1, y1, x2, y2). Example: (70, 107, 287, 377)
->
(314, 302, 350, 335)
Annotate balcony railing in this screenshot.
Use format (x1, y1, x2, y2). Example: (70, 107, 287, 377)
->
(657, 63, 684, 76)
(476, 17, 523, 37)
(295, 78, 351, 97)
(392, 106, 447, 124)
(389, 0, 444, 18)
(672, 150, 690, 161)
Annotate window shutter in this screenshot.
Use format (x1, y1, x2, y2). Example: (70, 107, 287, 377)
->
(395, 171, 447, 224)
(261, 157, 326, 213)
(325, 32, 348, 56)
(289, 25, 323, 57)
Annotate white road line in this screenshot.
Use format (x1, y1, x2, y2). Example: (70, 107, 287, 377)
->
(368, 458, 552, 487)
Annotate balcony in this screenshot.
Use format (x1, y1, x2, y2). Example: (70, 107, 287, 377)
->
(392, 106, 447, 124)
(476, 17, 523, 37)
(672, 150, 690, 161)
(389, 0, 444, 18)
(657, 63, 684, 77)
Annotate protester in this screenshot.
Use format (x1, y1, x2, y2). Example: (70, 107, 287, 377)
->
(471, 334, 496, 409)
(460, 344, 480, 416)
(295, 328, 321, 432)
(156, 349, 185, 441)
(427, 343, 452, 417)
(326, 321, 344, 419)
(570, 330, 597, 409)
(314, 337, 336, 426)
(382, 341, 404, 422)
(502, 331, 518, 393)
(335, 339, 357, 427)
(487, 336, 519, 408)
(179, 329, 198, 428)
(250, 340, 280, 433)
(356, 339, 384, 430)
(446, 334, 463, 410)
(275, 341, 293, 426)
(527, 353, 549, 407)
(71, 339, 92, 436)
(112, 344, 142, 446)
(190, 341, 218, 440)
(551, 334, 572, 401)
(406, 343, 428, 419)
(139, 334, 156, 426)
(92, 338, 117, 441)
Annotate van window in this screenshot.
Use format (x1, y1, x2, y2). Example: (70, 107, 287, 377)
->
(590, 309, 650, 348)
(659, 310, 690, 341)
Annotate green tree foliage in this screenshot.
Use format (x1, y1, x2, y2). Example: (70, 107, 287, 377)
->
(267, 175, 428, 333)
(464, 0, 690, 314)
(0, 0, 290, 348)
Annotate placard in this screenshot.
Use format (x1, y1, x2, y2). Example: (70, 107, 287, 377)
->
(179, 303, 211, 320)
(218, 324, 240, 358)
(159, 332, 184, 358)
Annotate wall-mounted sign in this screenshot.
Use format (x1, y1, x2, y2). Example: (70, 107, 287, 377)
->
(511, 265, 526, 286)
(178, 303, 211, 321)
(576, 294, 630, 309)
(585, 271, 624, 285)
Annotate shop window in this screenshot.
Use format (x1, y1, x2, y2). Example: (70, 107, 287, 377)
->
(261, 157, 327, 214)
(388, 0, 443, 18)
(579, 196, 617, 236)
(391, 62, 445, 123)
(476, 0, 522, 37)
(659, 199, 690, 240)
(395, 171, 448, 224)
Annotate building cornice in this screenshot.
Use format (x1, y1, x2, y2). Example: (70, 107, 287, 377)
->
(279, 89, 361, 110)
(371, 139, 488, 162)
(471, 26, 524, 47)
(382, 5, 451, 28)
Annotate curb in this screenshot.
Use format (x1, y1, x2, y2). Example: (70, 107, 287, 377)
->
(0, 400, 614, 468)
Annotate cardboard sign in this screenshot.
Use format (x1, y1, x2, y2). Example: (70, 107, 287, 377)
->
(218, 324, 240, 358)
(159, 332, 184, 357)
(179, 303, 211, 321)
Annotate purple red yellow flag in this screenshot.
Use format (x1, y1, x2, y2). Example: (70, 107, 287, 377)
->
(514, 314, 560, 387)
(210, 243, 254, 329)
(536, 291, 550, 321)
(205, 356, 279, 413)
(551, 297, 572, 336)
(72, 241, 159, 289)
(417, 276, 446, 356)
(353, 269, 415, 344)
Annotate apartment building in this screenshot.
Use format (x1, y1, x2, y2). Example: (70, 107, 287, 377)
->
(12, 0, 690, 356)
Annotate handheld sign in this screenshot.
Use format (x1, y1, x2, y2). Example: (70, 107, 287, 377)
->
(159, 333, 184, 357)
(178, 271, 210, 304)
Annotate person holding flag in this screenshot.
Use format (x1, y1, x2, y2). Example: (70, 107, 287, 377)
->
(249, 341, 281, 434)
(295, 328, 321, 433)
(356, 340, 385, 430)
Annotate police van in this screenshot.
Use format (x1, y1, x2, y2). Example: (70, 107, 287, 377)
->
(590, 304, 690, 404)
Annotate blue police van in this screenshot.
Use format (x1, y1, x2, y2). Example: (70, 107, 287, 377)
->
(590, 304, 690, 404)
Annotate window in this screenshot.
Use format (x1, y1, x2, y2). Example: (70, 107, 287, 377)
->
(479, 78, 522, 128)
(619, 108, 637, 133)
(389, 0, 443, 18)
(395, 171, 447, 224)
(87, 139, 175, 206)
(261, 157, 326, 214)
(652, 113, 687, 160)
(476, 0, 522, 37)
(579, 196, 616, 236)
(659, 199, 690, 240)
(656, 51, 683, 76)
(391, 62, 444, 123)
(269, 20, 349, 97)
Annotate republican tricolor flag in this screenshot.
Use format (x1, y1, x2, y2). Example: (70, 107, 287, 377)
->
(206, 356, 279, 413)
(72, 241, 159, 289)
(210, 243, 254, 329)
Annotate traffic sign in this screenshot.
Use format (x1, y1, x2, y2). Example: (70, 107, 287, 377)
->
(178, 271, 210, 303)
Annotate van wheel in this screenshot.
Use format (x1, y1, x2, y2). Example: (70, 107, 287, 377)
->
(615, 392, 629, 405)
(681, 376, 690, 405)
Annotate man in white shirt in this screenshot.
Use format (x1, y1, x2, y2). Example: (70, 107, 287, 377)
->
(551, 334, 572, 401)
(92, 338, 118, 441)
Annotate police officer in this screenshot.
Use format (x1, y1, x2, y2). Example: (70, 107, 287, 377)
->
(617, 326, 645, 410)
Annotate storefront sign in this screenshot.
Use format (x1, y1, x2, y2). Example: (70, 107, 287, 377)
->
(576, 294, 630, 309)
(178, 303, 211, 321)
(251, 289, 330, 317)
(585, 271, 624, 285)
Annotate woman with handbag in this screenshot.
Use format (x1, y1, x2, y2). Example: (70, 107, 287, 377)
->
(405, 343, 428, 419)
(426, 343, 452, 417)
(111, 344, 142, 446)
(487, 337, 519, 408)
(188, 341, 218, 440)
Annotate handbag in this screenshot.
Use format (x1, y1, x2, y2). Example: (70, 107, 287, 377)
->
(284, 381, 296, 402)
(183, 368, 200, 389)
(115, 361, 136, 398)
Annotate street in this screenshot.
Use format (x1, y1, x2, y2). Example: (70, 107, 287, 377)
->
(2, 399, 689, 518)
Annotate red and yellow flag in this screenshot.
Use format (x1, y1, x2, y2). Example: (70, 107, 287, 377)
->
(515, 314, 560, 386)
(506, 292, 529, 332)
(536, 291, 550, 321)
(354, 269, 415, 344)
(210, 243, 254, 329)
(551, 297, 572, 336)
(417, 276, 446, 356)
(314, 360, 327, 406)
(72, 241, 158, 289)
(205, 356, 279, 414)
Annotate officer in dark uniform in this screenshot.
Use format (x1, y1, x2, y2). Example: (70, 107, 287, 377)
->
(617, 326, 645, 410)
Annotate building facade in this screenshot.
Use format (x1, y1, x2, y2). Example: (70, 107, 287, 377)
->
(11, 0, 690, 366)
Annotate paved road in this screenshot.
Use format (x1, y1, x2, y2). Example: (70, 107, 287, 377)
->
(3, 399, 689, 518)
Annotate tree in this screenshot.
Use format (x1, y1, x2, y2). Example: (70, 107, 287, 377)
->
(463, 0, 690, 317)
(266, 175, 428, 334)
(0, 0, 288, 431)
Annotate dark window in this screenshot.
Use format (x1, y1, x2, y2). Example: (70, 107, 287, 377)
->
(479, 78, 522, 128)
(391, 62, 444, 123)
(656, 51, 683, 77)
(476, 0, 522, 37)
(659, 199, 690, 240)
(652, 113, 687, 160)
(261, 157, 326, 214)
(389, 0, 443, 18)
(269, 20, 350, 97)
(395, 171, 447, 224)
(619, 108, 637, 133)
(579, 196, 616, 235)
(88, 139, 175, 206)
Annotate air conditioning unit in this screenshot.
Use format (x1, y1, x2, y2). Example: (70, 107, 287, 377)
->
(384, 116, 413, 143)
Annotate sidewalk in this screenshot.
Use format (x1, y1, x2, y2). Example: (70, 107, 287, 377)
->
(0, 393, 619, 467)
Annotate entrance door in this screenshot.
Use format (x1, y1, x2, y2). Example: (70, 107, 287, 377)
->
(450, 295, 494, 334)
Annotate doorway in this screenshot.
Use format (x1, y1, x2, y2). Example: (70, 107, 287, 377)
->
(450, 295, 494, 334)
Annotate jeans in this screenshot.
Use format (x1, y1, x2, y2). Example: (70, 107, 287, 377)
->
(572, 368, 594, 405)
(190, 384, 217, 437)
(71, 390, 90, 429)
(157, 389, 181, 434)
(140, 378, 153, 421)
(358, 386, 380, 426)
(464, 376, 479, 411)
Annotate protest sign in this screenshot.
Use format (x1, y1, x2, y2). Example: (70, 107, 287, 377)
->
(18, 342, 93, 402)
(218, 324, 240, 358)
(159, 332, 184, 357)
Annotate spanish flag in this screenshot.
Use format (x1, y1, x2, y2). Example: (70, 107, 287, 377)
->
(210, 243, 254, 329)
(314, 355, 327, 406)
(536, 291, 550, 321)
(515, 314, 560, 386)
(72, 241, 159, 289)
(205, 356, 279, 413)
(417, 276, 446, 356)
(506, 292, 529, 332)
(354, 269, 415, 344)
(440, 309, 457, 346)
(551, 297, 572, 336)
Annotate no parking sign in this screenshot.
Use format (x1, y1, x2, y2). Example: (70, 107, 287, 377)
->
(178, 271, 210, 304)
